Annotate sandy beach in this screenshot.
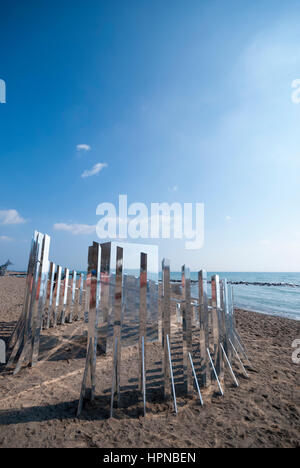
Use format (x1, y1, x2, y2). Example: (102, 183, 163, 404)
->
(0, 275, 299, 448)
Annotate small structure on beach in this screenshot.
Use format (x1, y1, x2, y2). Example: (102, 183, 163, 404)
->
(0, 260, 12, 276)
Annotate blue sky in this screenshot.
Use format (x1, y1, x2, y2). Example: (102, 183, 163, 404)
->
(0, 0, 300, 271)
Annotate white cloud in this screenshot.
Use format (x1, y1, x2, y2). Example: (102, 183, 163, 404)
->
(76, 144, 91, 152)
(259, 239, 271, 246)
(168, 185, 179, 192)
(81, 163, 108, 178)
(0, 235, 12, 242)
(0, 209, 26, 225)
(53, 223, 96, 235)
(225, 216, 232, 221)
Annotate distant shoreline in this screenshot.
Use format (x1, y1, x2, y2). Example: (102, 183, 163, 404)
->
(1, 274, 299, 322)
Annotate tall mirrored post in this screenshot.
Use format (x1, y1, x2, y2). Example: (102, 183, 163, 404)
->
(69, 270, 77, 323)
(88, 243, 101, 399)
(211, 274, 219, 358)
(223, 279, 232, 360)
(182, 265, 193, 395)
(45, 262, 55, 329)
(192, 301, 199, 327)
(220, 280, 224, 311)
(74, 273, 80, 321)
(230, 286, 246, 354)
(8, 231, 38, 349)
(74, 273, 84, 320)
(13, 232, 44, 374)
(198, 270, 210, 388)
(77, 243, 101, 415)
(76, 273, 84, 321)
(98, 242, 112, 353)
(228, 284, 235, 343)
(211, 275, 223, 382)
(139, 253, 147, 392)
(53, 265, 62, 327)
(8, 232, 38, 350)
(7, 232, 41, 369)
(111, 246, 123, 408)
(218, 281, 226, 384)
(61, 268, 70, 324)
(84, 271, 91, 323)
(31, 234, 51, 367)
(146, 248, 159, 345)
(162, 259, 171, 399)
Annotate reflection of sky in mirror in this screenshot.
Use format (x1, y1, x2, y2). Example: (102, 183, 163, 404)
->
(108, 242, 158, 282)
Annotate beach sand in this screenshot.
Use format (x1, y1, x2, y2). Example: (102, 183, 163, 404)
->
(0, 275, 299, 448)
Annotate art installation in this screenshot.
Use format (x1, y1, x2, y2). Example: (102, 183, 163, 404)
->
(6, 232, 86, 374)
(6, 231, 251, 419)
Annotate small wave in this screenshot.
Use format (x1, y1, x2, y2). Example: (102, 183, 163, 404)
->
(227, 281, 300, 288)
(170, 279, 300, 288)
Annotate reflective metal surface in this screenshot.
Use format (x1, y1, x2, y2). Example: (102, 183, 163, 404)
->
(176, 302, 181, 324)
(141, 335, 146, 417)
(182, 265, 193, 395)
(69, 270, 77, 323)
(14, 232, 44, 373)
(110, 336, 119, 418)
(8, 232, 50, 374)
(77, 337, 93, 417)
(8, 232, 38, 351)
(76, 273, 84, 321)
(44, 262, 55, 329)
(162, 259, 171, 399)
(198, 270, 210, 387)
(207, 347, 224, 396)
(220, 343, 239, 387)
(211, 274, 224, 383)
(7, 232, 250, 416)
(139, 253, 147, 392)
(31, 234, 50, 367)
(188, 352, 203, 406)
(112, 246, 123, 405)
(222, 279, 232, 360)
(61, 268, 70, 325)
(166, 334, 177, 414)
(234, 331, 251, 367)
(77, 242, 101, 411)
(84, 272, 91, 323)
(229, 338, 249, 378)
(98, 242, 111, 353)
(53, 265, 62, 327)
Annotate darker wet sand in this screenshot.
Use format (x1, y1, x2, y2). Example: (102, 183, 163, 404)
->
(0, 276, 299, 448)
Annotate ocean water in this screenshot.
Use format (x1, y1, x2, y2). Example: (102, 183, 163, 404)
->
(170, 272, 300, 321)
(73, 271, 300, 321)
(10, 270, 299, 321)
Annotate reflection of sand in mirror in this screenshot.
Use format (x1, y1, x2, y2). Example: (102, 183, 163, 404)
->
(94, 242, 160, 408)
